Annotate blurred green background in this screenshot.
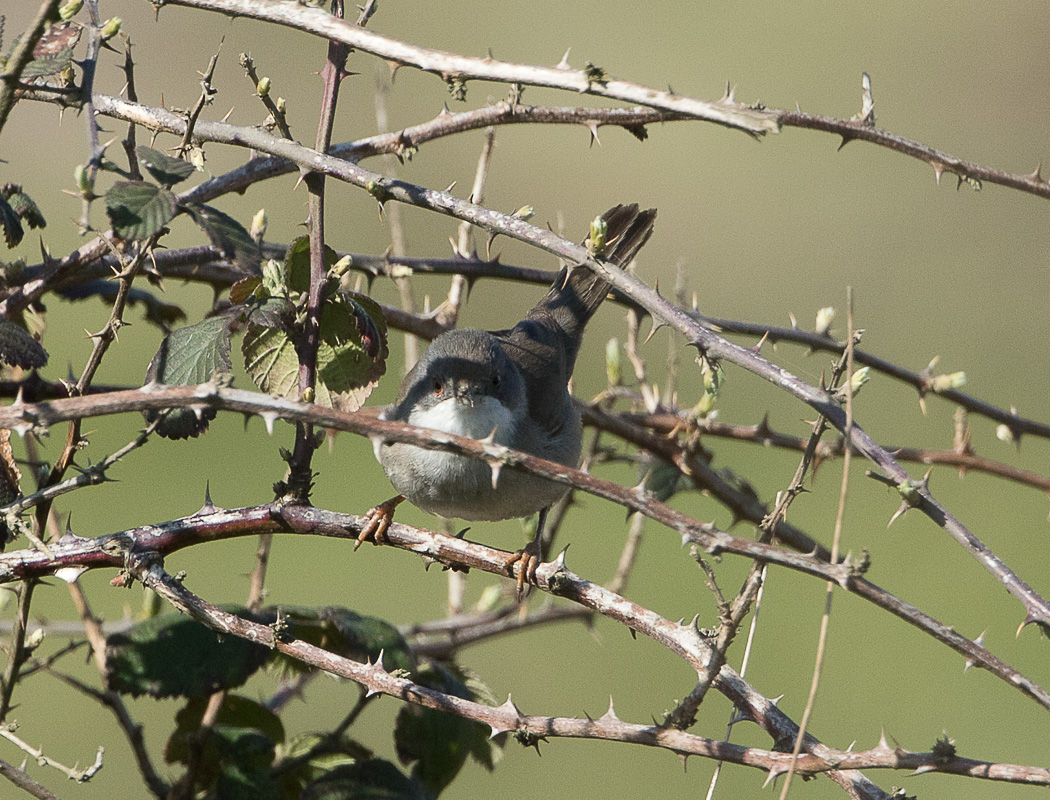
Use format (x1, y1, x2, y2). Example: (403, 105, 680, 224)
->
(2, 1, 1049, 798)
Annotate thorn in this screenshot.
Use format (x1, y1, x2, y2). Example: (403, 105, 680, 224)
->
(837, 134, 855, 151)
(488, 458, 503, 490)
(599, 697, 620, 722)
(556, 47, 572, 70)
(552, 546, 569, 569)
(586, 121, 601, 147)
(932, 162, 944, 185)
(259, 411, 279, 435)
(679, 753, 688, 772)
(748, 331, 769, 354)
(499, 694, 523, 718)
(762, 767, 782, 789)
(887, 500, 910, 527)
(443, 180, 457, 194)
(1029, 161, 1043, 182)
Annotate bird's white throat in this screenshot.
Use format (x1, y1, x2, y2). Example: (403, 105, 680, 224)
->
(406, 395, 517, 443)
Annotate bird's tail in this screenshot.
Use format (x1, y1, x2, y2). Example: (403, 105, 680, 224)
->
(540, 203, 657, 343)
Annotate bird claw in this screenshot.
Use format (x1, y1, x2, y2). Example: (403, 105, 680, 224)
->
(356, 495, 405, 551)
(506, 540, 543, 600)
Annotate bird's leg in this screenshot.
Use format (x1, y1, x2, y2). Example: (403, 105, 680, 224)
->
(506, 506, 549, 599)
(355, 495, 406, 551)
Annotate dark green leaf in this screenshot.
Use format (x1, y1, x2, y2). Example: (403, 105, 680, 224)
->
(276, 732, 372, 798)
(186, 203, 261, 272)
(0, 317, 47, 369)
(58, 279, 185, 331)
(300, 760, 426, 800)
(105, 180, 177, 241)
(641, 456, 682, 503)
(245, 296, 294, 330)
(166, 694, 285, 766)
(283, 235, 325, 294)
(216, 759, 281, 800)
(144, 313, 234, 438)
(2, 187, 46, 230)
(394, 664, 499, 796)
(136, 145, 195, 188)
(104, 608, 270, 698)
(267, 607, 414, 677)
(0, 196, 24, 248)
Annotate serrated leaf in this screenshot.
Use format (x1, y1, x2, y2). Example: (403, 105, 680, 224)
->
(241, 323, 299, 400)
(2, 188, 46, 230)
(186, 203, 261, 272)
(316, 292, 387, 411)
(105, 180, 177, 241)
(394, 664, 498, 796)
(230, 275, 262, 304)
(58, 279, 185, 331)
(300, 760, 426, 800)
(137, 145, 195, 188)
(0, 196, 24, 248)
(267, 607, 414, 677)
(22, 49, 74, 78)
(144, 313, 235, 438)
(104, 608, 270, 698)
(0, 316, 47, 369)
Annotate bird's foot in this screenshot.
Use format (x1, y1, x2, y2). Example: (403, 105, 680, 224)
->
(506, 538, 543, 600)
(355, 495, 405, 551)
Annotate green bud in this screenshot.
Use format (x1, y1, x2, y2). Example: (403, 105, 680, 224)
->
(257, 76, 271, 97)
(511, 204, 535, 221)
(275, 97, 287, 114)
(59, 0, 83, 21)
(100, 17, 122, 41)
(476, 584, 502, 613)
(849, 366, 871, 396)
(587, 215, 608, 256)
(995, 424, 1015, 443)
(897, 479, 921, 506)
(302, 387, 315, 403)
(605, 338, 621, 386)
(929, 371, 966, 393)
(331, 255, 353, 279)
(189, 146, 206, 171)
(250, 208, 268, 242)
(814, 306, 835, 336)
(74, 164, 94, 197)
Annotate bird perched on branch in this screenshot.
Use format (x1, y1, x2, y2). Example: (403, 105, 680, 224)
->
(358, 204, 657, 595)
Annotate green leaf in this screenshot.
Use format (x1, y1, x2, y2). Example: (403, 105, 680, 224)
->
(186, 203, 262, 272)
(267, 607, 414, 677)
(276, 732, 373, 799)
(2, 186, 46, 230)
(245, 296, 294, 330)
(0, 317, 48, 369)
(144, 313, 234, 438)
(105, 180, 177, 241)
(241, 322, 299, 401)
(104, 608, 270, 698)
(0, 196, 24, 248)
(394, 664, 500, 796)
(283, 235, 325, 294)
(167, 694, 285, 766)
(136, 145, 195, 188)
(22, 49, 74, 78)
(315, 292, 388, 411)
(300, 760, 426, 800)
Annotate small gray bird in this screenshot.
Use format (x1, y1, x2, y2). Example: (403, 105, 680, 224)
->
(359, 204, 657, 593)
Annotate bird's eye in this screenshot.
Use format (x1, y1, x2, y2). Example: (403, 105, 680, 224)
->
(491, 373, 501, 389)
(432, 378, 443, 396)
